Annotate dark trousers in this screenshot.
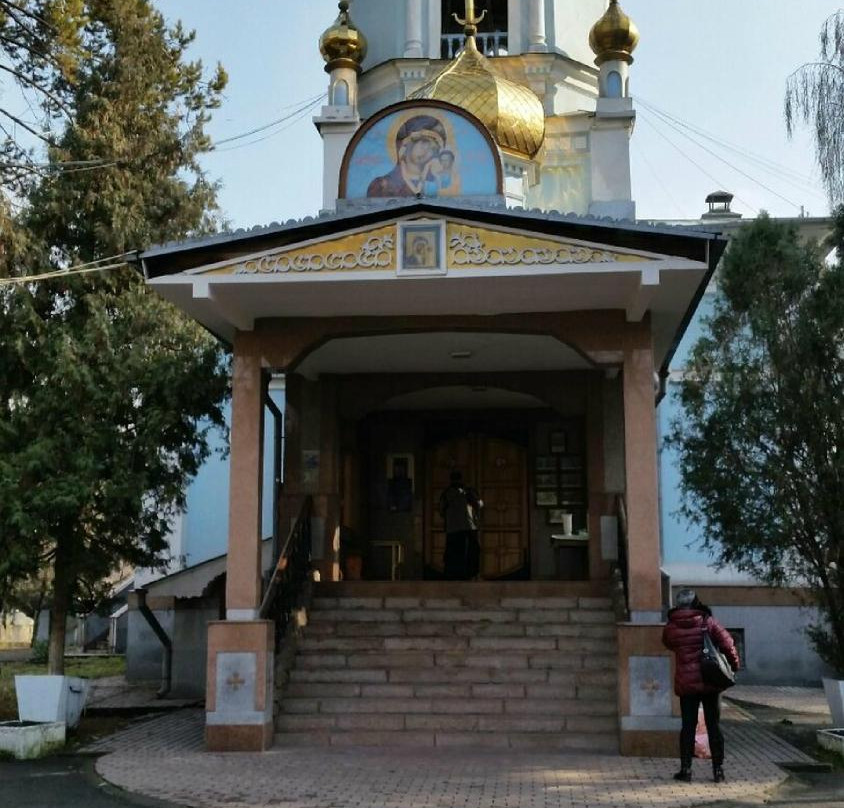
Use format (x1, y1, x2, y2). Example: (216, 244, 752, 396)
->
(443, 530, 480, 580)
(679, 693, 724, 767)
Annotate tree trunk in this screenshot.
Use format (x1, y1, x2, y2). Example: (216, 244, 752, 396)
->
(48, 542, 73, 675)
(29, 578, 48, 649)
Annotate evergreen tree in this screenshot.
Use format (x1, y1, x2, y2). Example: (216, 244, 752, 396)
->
(0, 0, 230, 673)
(666, 213, 844, 673)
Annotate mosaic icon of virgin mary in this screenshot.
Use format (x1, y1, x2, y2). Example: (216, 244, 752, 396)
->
(367, 115, 449, 198)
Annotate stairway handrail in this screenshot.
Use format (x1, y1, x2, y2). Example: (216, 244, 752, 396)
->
(259, 495, 312, 626)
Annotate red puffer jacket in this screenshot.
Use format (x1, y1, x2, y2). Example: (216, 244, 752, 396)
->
(662, 607, 740, 696)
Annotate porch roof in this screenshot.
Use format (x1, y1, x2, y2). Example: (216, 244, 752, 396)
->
(137, 200, 728, 382)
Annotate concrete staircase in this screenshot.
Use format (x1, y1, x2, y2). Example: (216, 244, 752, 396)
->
(274, 582, 620, 751)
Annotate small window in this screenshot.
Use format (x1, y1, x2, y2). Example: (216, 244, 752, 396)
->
(332, 79, 350, 106)
(727, 628, 746, 669)
(442, 1, 508, 58)
(606, 71, 623, 98)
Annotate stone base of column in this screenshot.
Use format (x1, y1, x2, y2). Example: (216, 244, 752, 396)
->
(205, 620, 275, 752)
(617, 623, 681, 757)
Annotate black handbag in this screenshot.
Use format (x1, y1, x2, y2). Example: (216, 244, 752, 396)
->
(701, 627, 736, 691)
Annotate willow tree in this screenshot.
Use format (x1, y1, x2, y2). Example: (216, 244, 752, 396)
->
(666, 212, 844, 674)
(786, 10, 844, 205)
(0, 0, 230, 673)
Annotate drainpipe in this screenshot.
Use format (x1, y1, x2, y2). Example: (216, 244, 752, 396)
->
(132, 588, 172, 698)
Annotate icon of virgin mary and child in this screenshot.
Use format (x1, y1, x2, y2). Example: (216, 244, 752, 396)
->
(367, 114, 460, 198)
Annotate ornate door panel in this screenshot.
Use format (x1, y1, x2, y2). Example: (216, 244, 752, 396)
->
(425, 435, 527, 578)
(478, 437, 527, 578)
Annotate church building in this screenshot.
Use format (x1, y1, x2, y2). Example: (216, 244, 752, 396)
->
(139, 1, 729, 755)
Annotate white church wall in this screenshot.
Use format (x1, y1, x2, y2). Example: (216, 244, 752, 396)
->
(548, 0, 607, 66)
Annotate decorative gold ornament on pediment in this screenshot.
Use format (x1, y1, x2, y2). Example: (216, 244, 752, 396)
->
(202, 225, 396, 276)
(446, 224, 649, 268)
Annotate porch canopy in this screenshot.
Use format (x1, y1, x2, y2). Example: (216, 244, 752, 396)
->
(138, 200, 726, 382)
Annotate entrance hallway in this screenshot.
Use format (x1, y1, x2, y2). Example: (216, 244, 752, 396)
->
(91, 696, 816, 808)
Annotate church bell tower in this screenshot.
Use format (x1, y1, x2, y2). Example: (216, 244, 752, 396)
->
(316, 0, 639, 220)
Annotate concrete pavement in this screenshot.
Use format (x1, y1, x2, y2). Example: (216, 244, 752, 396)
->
(87, 695, 826, 808)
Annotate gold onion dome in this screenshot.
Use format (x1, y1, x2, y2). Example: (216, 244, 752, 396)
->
(410, 37, 545, 159)
(320, 1, 368, 72)
(589, 0, 640, 65)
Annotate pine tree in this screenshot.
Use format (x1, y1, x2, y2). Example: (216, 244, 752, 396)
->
(0, 0, 230, 673)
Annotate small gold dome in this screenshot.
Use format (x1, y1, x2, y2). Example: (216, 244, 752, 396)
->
(319, 1, 368, 72)
(589, 0, 640, 65)
(410, 38, 545, 159)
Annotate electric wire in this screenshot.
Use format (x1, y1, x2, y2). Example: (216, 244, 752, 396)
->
(0, 91, 328, 174)
(0, 252, 134, 287)
(636, 110, 759, 214)
(638, 96, 825, 193)
(632, 139, 686, 219)
(636, 101, 802, 212)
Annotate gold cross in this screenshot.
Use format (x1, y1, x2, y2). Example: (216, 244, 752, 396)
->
(453, 0, 486, 36)
(226, 672, 246, 692)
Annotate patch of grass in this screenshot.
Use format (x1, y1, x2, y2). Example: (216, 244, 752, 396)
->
(0, 656, 126, 721)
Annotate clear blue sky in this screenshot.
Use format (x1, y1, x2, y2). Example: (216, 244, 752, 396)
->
(155, 0, 834, 227)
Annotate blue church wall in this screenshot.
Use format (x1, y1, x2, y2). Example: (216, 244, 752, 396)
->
(658, 293, 721, 578)
(179, 391, 283, 568)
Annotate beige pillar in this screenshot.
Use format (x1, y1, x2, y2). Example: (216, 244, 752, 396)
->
(225, 333, 265, 619)
(622, 323, 662, 621)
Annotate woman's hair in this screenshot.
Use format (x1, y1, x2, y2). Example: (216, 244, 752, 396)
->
(674, 588, 698, 608)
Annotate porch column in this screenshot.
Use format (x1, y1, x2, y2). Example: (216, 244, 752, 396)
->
(404, 0, 424, 58)
(226, 334, 265, 618)
(527, 0, 547, 53)
(616, 322, 680, 757)
(205, 332, 274, 752)
(622, 325, 662, 622)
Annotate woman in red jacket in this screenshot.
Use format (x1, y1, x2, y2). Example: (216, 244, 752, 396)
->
(662, 589, 740, 784)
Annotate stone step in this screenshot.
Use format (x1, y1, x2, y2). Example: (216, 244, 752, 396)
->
(291, 652, 617, 674)
(277, 711, 618, 734)
(280, 696, 618, 717)
(283, 681, 617, 701)
(305, 621, 617, 639)
(290, 666, 616, 686)
(309, 606, 616, 625)
(273, 729, 619, 752)
(298, 635, 616, 654)
(311, 595, 614, 612)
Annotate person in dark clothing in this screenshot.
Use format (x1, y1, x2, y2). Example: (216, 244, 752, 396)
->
(439, 470, 483, 580)
(662, 588, 740, 784)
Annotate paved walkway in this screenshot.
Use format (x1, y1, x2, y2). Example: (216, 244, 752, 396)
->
(727, 685, 832, 720)
(90, 695, 822, 808)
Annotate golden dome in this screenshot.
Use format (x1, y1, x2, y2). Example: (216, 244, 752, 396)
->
(589, 0, 640, 65)
(410, 37, 545, 159)
(319, 1, 368, 72)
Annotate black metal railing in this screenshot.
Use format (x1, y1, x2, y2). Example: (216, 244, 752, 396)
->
(611, 493, 630, 620)
(440, 31, 508, 59)
(259, 496, 312, 639)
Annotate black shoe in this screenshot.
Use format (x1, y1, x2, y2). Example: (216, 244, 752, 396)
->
(673, 768, 692, 782)
(713, 766, 725, 783)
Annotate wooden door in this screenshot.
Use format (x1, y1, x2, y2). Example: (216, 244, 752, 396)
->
(426, 435, 528, 578)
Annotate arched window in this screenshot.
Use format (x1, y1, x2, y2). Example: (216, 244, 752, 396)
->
(606, 71, 623, 99)
(332, 79, 350, 106)
(441, 1, 508, 58)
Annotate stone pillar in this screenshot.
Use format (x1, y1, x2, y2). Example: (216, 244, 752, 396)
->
(205, 332, 274, 752)
(225, 334, 265, 619)
(527, 0, 547, 53)
(404, 0, 424, 58)
(622, 323, 662, 623)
